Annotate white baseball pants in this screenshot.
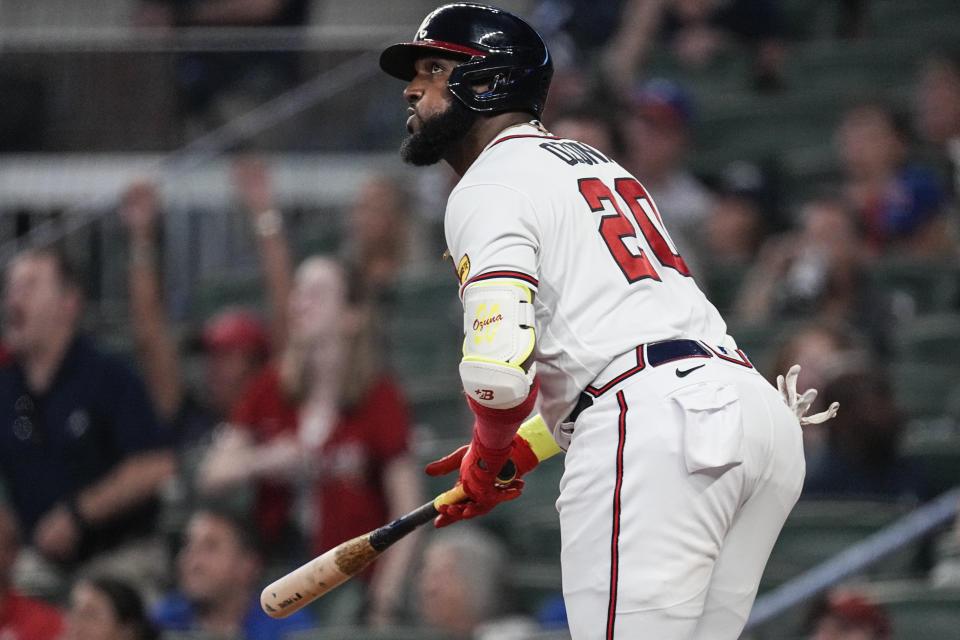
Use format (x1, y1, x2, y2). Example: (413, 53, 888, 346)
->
(557, 345, 805, 640)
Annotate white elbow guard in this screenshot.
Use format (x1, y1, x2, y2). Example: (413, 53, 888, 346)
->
(459, 280, 537, 409)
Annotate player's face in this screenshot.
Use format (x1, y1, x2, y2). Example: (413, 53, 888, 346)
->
(404, 57, 456, 133)
(400, 56, 478, 165)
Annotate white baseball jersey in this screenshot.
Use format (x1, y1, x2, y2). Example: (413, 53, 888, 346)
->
(445, 122, 804, 640)
(445, 122, 731, 442)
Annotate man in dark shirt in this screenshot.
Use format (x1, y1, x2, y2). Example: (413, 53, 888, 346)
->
(0, 247, 175, 593)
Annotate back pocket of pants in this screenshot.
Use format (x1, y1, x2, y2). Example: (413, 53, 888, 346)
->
(670, 382, 743, 473)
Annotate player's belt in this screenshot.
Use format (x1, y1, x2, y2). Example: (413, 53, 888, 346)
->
(647, 338, 712, 366)
(581, 339, 752, 401)
(565, 339, 753, 423)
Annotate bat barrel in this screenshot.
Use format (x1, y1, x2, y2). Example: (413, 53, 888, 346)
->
(259, 414, 561, 620)
(260, 534, 376, 618)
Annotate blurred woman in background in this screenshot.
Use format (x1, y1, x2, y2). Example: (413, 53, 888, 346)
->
(198, 255, 421, 626)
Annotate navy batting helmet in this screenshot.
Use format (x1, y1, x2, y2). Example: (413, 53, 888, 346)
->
(379, 3, 553, 118)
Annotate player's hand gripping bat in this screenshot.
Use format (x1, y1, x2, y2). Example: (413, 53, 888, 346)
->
(260, 415, 562, 619)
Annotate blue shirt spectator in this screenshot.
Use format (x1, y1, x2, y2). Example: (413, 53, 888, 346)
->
(152, 592, 312, 640)
(152, 506, 314, 639)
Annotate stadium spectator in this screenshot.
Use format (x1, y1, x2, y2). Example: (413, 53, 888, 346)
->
(734, 193, 892, 353)
(549, 101, 624, 159)
(835, 100, 954, 256)
(699, 160, 778, 313)
(802, 368, 930, 503)
(914, 50, 960, 199)
(767, 321, 872, 469)
(339, 173, 432, 305)
(621, 78, 711, 276)
(121, 167, 278, 443)
(601, 0, 789, 93)
(151, 506, 312, 639)
(65, 576, 158, 640)
(0, 247, 175, 598)
(134, 0, 311, 140)
(198, 255, 421, 625)
(806, 590, 891, 640)
(416, 526, 537, 640)
(0, 503, 63, 640)
(231, 155, 296, 351)
(530, 0, 628, 69)
(703, 162, 771, 267)
(121, 172, 278, 553)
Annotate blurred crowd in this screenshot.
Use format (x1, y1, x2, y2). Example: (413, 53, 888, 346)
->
(1, 1, 960, 639)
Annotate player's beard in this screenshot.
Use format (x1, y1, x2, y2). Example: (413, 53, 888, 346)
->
(401, 98, 478, 166)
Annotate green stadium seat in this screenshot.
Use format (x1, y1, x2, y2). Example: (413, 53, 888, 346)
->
(507, 560, 564, 620)
(760, 500, 920, 591)
(872, 0, 960, 38)
(287, 626, 459, 640)
(891, 362, 960, 421)
(871, 259, 960, 316)
(190, 272, 265, 322)
(290, 217, 342, 259)
(727, 323, 793, 374)
(701, 263, 748, 318)
(387, 269, 466, 435)
(901, 435, 960, 496)
(784, 39, 923, 94)
(524, 632, 573, 640)
(479, 454, 564, 565)
(406, 382, 470, 439)
(893, 314, 960, 366)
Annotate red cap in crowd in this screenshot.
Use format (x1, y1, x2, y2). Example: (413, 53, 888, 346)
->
(200, 308, 270, 357)
(630, 78, 695, 130)
(825, 592, 891, 639)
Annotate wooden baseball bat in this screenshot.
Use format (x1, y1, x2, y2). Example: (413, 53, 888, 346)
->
(260, 415, 562, 619)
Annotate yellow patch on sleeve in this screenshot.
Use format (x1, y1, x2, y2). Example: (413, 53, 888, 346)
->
(457, 254, 471, 284)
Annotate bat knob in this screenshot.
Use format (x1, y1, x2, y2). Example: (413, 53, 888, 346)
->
(495, 458, 517, 485)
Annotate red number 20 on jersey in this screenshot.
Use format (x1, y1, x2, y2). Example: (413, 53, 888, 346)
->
(578, 177, 691, 283)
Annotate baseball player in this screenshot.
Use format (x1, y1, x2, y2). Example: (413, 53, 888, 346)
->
(379, 4, 836, 639)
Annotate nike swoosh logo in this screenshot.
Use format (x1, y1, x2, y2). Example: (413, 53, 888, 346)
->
(675, 364, 706, 378)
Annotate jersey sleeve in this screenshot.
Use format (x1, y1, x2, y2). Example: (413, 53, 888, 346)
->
(445, 183, 541, 295)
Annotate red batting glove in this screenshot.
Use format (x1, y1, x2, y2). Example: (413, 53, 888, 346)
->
(424, 431, 541, 527)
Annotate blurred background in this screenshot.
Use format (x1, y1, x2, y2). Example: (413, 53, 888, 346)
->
(1, 1, 959, 639)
